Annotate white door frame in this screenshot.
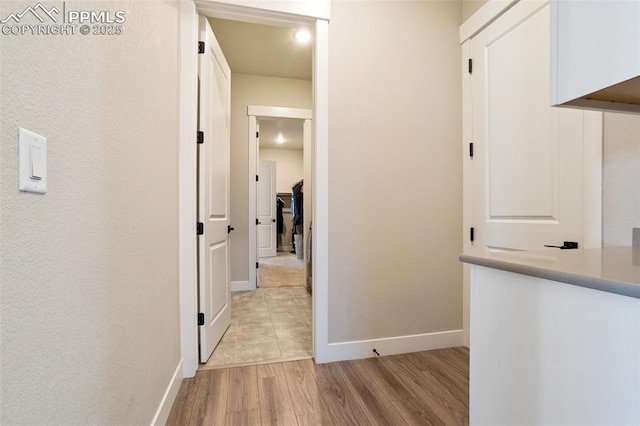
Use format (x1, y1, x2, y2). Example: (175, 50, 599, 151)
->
(248, 106, 312, 291)
(459, 0, 602, 347)
(178, 1, 330, 377)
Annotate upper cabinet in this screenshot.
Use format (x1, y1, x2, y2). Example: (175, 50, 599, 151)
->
(550, 0, 640, 113)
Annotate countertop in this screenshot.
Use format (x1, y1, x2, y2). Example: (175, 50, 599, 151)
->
(460, 247, 640, 299)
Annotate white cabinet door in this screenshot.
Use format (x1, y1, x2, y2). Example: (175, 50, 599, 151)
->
(551, 0, 640, 113)
(198, 16, 231, 363)
(470, 0, 602, 254)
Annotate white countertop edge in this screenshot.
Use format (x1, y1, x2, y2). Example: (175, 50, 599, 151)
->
(459, 253, 640, 300)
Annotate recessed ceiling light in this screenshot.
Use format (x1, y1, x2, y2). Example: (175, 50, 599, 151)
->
(294, 29, 311, 43)
(276, 134, 285, 144)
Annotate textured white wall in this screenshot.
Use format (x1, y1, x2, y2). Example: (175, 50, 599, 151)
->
(603, 113, 640, 247)
(259, 148, 304, 194)
(328, 0, 463, 343)
(0, 1, 181, 424)
(230, 74, 311, 282)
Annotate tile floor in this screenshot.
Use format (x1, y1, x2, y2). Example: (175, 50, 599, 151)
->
(203, 286, 312, 369)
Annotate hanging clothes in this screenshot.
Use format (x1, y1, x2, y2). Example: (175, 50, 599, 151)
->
(276, 197, 285, 234)
(291, 179, 304, 252)
(292, 179, 304, 228)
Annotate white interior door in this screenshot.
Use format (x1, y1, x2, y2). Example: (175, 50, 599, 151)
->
(198, 16, 231, 363)
(470, 0, 602, 254)
(257, 160, 277, 258)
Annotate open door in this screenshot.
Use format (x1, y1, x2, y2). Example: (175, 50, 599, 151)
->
(198, 16, 231, 363)
(257, 160, 277, 258)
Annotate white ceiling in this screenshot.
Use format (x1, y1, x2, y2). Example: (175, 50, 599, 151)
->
(207, 18, 311, 151)
(208, 18, 312, 81)
(259, 118, 304, 150)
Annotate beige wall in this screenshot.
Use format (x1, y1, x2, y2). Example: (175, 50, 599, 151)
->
(0, 1, 180, 424)
(230, 74, 311, 282)
(603, 113, 640, 246)
(462, 0, 488, 22)
(259, 148, 304, 194)
(328, 1, 463, 343)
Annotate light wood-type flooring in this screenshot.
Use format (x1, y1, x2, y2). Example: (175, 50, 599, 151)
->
(168, 347, 469, 425)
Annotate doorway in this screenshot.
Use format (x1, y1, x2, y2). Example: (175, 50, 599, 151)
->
(198, 18, 314, 368)
(178, 3, 329, 377)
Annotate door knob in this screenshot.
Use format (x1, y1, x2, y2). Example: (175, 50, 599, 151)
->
(544, 241, 578, 250)
(272, 219, 276, 223)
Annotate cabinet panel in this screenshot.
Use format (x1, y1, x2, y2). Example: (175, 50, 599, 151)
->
(551, 0, 640, 113)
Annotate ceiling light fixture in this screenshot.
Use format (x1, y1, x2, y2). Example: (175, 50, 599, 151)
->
(276, 134, 285, 144)
(294, 29, 311, 43)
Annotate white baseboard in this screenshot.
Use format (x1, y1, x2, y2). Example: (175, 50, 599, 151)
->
(151, 359, 183, 426)
(231, 280, 255, 292)
(323, 329, 464, 363)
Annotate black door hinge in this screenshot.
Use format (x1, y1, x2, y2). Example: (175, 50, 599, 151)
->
(227, 225, 234, 234)
(470, 227, 475, 242)
(198, 41, 205, 54)
(256, 131, 259, 138)
(256, 262, 259, 269)
(256, 175, 259, 182)
(469, 143, 474, 158)
(468, 58, 473, 74)
(197, 222, 204, 235)
(197, 131, 204, 144)
(256, 218, 259, 225)
(197, 313, 204, 326)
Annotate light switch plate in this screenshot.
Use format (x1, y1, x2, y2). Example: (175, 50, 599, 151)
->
(18, 127, 47, 194)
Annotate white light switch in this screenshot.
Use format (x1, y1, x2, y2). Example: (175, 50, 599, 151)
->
(18, 128, 47, 194)
(30, 145, 43, 180)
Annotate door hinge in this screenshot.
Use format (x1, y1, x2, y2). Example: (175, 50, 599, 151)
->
(197, 222, 204, 235)
(256, 218, 259, 225)
(256, 131, 259, 138)
(469, 142, 474, 158)
(197, 131, 204, 144)
(256, 175, 259, 182)
(198, 41, 205, 54)
(470, 227, 475, 242)
(197, 313, 204, 326)
(256, 262, 259, 269)
(468, 58, 473, 74)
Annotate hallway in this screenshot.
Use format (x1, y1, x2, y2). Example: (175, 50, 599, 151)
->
(203, 253, 311, 368)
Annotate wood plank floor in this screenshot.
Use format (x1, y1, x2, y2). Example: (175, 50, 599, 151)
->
(167, 347, 469, 425)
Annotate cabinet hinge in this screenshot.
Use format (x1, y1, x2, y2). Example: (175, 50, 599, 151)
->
(469, 142, 474, 158)
(197, 222, 204, 235)
(470, 227, 475, 242)
(197, 313, 204, 326)
(197, 131, 204, 144)
(468, 58, 473, 74)
(198, 41, 205, 54)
